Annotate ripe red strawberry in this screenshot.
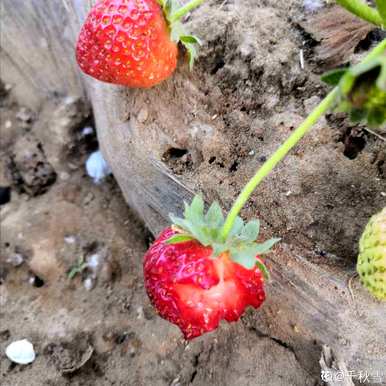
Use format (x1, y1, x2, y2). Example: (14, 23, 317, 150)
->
(143, 196, 279, 339)
(76, 0, 202, 88)
(144, 228, 266, 339)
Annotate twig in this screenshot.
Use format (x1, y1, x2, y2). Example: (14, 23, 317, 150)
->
(364, 127, 386, 141)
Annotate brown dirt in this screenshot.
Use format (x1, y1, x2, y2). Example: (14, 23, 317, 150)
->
(125, 0, 385, 261)
(0, 84, 317, 385)
(1, 0, 385, 385)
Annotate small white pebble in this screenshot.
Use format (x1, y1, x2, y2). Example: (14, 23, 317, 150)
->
(85, 150, 112, 184)
(64, 235, 77, 244)
(81, 126, 94, 136)
(87, 253, 103, 273)
(5, 120, 12, 129)
(211, 114, 218, 120)
(381, 192, 386, 197)
(83, 277, 94, 291)
(286, 190, 292, 196)
(5, 339, 36, 365)
(59, 172, 70, 181)
(303, 0, 324, 12)
(248, 150, 255, 156)
(136, 306, 144, 319)
(6, 253, 24, 267)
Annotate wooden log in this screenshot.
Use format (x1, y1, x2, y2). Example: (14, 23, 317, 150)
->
(1, 0, 385, 381)
(1, 0, 86, 109)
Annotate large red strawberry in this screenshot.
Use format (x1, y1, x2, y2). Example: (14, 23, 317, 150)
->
(76, 0, 202, 88)
(143, 196, 279, 339)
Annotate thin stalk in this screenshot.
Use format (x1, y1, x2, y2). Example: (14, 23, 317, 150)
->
(336, 0, 383, 27)
(361, 37, 386, 63)
(220, 88, 339, 241)
(375, 0, 386, 25)
(169, 0, 204, 22)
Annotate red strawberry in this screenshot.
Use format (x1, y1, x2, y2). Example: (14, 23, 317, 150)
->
(144, 227, 266, 339)
(76, 0, 202, 88)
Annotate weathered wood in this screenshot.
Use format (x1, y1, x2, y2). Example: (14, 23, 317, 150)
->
(1, 0, 86, 109)
(1, 0, 385, 382)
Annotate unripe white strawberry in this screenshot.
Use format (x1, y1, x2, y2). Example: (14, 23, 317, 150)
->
(357, 207, 386, 300)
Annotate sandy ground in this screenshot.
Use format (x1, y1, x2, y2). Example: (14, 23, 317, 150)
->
(0, 84, 319, 386)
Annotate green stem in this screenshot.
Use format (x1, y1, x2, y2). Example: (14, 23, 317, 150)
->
(336, 0, 383, 27)
(375, 0, 386, 24)
(169, 0, 204, 22)
(220, 88, 339, 241)
(362, 37, 386, 63)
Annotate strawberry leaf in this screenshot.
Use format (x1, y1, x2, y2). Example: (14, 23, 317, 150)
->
(241, 220, 260, 242)
(230, 244, 261, 269)
(166, 234, 195, 244)
(169, 195, 279, 277)
(229, 216, 244, 237)
(321, 68, 347, 86)
(256, 260, 270, 281)
(253, 238, 281, 254)
(180, 35, 202, 45)
(205, 201, 224, 227)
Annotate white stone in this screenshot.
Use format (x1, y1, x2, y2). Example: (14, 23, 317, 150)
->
(5, 339, 36, 365)
(85, 151, 112, 184)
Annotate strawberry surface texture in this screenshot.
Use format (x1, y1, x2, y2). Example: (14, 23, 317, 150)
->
(76, 0, 178, 88)
(143, 228, 266, 339)
(357, 207, 386, 300)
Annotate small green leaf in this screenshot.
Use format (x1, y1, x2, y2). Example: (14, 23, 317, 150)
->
(190, 195, 205, 223)
(67, 267, 80, 280)
(230, 247, 257, 269)
(255, 260, 270, 281)
(321, 68, 347, 86)
(166, 234, 194, 244)
(254, 238, 281, 254)
(184, 42, 198, 70)
(229, 216, 244, 237)
(205, 201, 224, 228)
(241, 220, 260, 242)
(164, 0, 173, 14)
(368, 108, 386, 127)
(180, 35, 202, 45)
(170, 214, 194, 234)
(349, 108, 366, 123)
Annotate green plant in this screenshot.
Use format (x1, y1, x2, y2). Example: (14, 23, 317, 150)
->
(67, 256, 88, 280)
(142, 1, 386, 336)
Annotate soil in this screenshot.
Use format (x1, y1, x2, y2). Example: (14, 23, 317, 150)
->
(1, 0, 386, 385)
(124, 0, 385, 262)
(0, 84, 318, 385)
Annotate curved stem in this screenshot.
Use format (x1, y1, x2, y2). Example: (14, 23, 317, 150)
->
(220, 88, 339, 241)
(169, 0, 204, 22)
(336, 0, 383, 27)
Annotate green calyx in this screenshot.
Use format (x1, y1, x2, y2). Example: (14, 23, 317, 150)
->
(157, 0, 203, 69)
(322, 41, 386, 128)
(167, 195, 280, 279)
